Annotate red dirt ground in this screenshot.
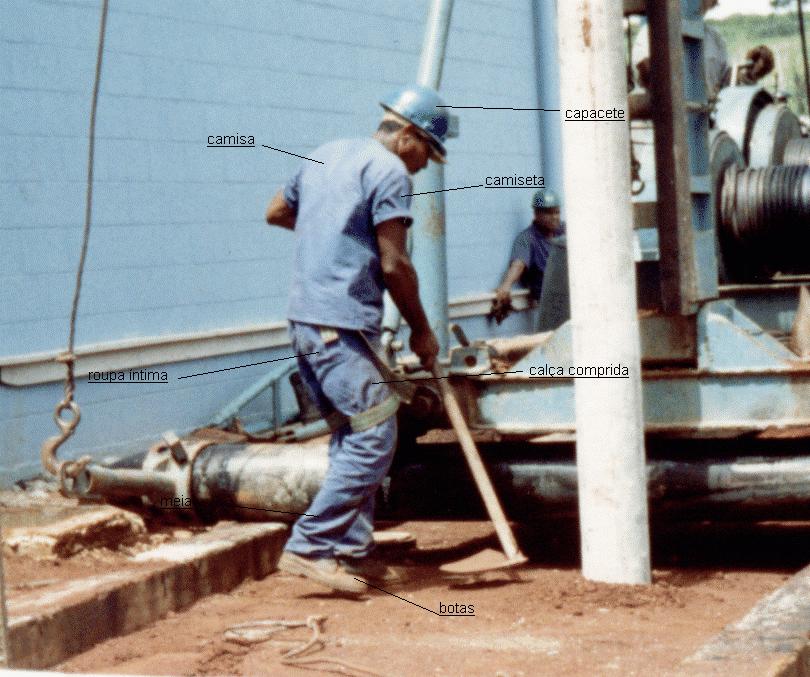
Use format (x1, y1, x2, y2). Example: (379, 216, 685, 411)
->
(54, 519, 798, 677)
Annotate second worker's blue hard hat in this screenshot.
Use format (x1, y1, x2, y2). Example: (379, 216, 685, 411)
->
(380, 84, 449, 163)
(532, 188, 561, 210)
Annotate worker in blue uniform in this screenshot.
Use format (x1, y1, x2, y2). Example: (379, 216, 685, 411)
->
(265, 84, 447, 595)
(490, 188, 563, 326)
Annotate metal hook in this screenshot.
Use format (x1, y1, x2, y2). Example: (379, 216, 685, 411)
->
(41, 398, 82, 477)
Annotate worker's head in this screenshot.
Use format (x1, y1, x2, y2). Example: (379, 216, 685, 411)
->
(745, 45, 775, 81)
(532, 189, 562, 235)
(376, 116, 438, 174)
(378, 85, 449, 173)
(701, 0, 718, 13)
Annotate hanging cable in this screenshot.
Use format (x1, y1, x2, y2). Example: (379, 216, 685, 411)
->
(41, 0, 109, 492)
(799, 0, 810, 118)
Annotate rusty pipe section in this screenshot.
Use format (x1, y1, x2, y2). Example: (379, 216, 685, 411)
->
(190, 441, 328, 522)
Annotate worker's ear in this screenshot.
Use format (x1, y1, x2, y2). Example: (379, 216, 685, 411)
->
(397, 125, 421, 150)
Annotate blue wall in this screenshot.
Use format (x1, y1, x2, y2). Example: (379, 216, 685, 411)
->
(1, 0, 549, 485)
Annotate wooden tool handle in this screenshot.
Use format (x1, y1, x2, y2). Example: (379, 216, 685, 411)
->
(432, 364, 523, 560)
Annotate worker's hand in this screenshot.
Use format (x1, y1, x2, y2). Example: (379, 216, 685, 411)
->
(494, 288, 511, 306)
(410, 326, 439, 371)
(488, 288, 514, 325)
(636, 57, 651, 90)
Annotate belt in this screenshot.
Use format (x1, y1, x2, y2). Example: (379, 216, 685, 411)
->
(317, 327, 415, 433)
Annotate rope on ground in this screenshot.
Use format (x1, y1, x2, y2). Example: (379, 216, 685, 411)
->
(40, 0, 109, 493)
(224, 614, 389, 677)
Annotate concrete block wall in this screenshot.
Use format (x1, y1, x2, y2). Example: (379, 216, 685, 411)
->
(0, 0, 547, 485)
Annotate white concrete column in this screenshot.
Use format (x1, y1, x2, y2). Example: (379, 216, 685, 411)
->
(557, 0, 651, 584)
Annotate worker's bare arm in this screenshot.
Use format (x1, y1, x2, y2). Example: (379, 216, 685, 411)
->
(265, 190, 297, 230)
(494, 260, 527, 302)
(377, 217, 439, 368)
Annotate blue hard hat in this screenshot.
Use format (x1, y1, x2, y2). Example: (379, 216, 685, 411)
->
(532, 188, 561, 210)
(380, 84, 449, 163)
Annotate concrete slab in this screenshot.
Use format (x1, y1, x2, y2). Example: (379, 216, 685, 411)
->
(676, 562, 810, 676)
(5, 522, 287, 670)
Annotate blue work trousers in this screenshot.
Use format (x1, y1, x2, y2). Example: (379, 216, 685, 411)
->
(283, 321, 397, 560)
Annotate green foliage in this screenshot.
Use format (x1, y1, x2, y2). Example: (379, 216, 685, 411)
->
(709, 12, 809, 115)
(707, 13, 799, 39)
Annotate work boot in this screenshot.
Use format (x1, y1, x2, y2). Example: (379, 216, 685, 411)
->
(278, 551, 367, 595)
(338, 556, 403, 586)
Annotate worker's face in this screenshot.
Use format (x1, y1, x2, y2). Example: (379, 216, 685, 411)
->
(533, 208, 561, 235)
(397, 127, 432, 174)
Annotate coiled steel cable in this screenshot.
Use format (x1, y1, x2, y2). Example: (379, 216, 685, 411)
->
(720, 164, 810, 279)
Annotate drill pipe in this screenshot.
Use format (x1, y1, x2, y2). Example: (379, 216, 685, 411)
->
(102, 441, 810, 523)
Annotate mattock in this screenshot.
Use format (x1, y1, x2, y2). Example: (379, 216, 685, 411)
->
(431, 363, 528, 576)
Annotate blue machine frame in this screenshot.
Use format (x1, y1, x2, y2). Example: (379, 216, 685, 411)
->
(213, 0, 810, 451)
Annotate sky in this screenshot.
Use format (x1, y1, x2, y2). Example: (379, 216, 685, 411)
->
(707, 0, 788, 19)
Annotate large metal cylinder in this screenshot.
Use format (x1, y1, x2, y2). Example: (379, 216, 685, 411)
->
(748, 104, 802, 167)
(186, 442, 810, 523)
(191, 440, 328, 523)
(784, 138, 810, 166)
(720, 165, 810, 279)
(714, 86, 774, 164)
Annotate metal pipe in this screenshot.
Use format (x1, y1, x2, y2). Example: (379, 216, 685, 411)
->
(558, 0, 650, 583)
(209, 362, 296, 428)
(76, 465, 177, 501)
(533, 0, 565, 205)
(384, 456, 810, 522)
(408, 0, 454, 357)
(133, 441, 810, 524)
(416, 0, 453, 86)
(380, 231, 413, 361)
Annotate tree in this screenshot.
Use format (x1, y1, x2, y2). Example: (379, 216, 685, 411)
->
(771, 0, 805, 7)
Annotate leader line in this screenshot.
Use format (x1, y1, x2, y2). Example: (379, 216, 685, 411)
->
(261, 144, 324, 164)
(177, 352, 318, 380)
(402, 184, 484, 197)
(353, 579, 475, 616)
(436, 105, 560, 111)
(372, 370, 523, 385)
(155, 505, 320, 517)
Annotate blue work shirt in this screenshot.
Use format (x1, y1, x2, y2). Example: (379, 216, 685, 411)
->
(509, 223, 563, 300)
(282, 138, 413, 333)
